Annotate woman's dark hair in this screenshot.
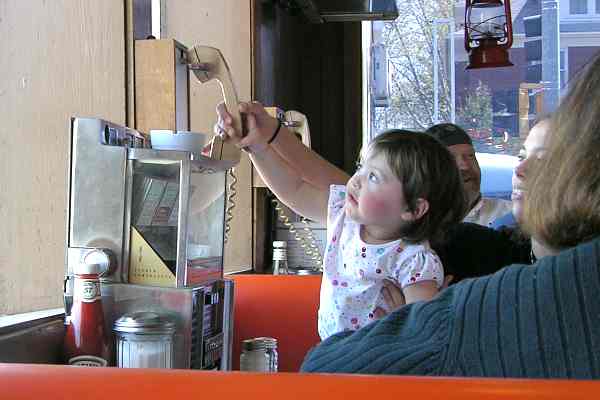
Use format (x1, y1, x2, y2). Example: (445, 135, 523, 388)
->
(524, 53, 600, 249)
(365, 129, 467, 243)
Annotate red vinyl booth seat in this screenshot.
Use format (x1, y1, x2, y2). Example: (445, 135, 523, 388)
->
(230, 274, 321, 372)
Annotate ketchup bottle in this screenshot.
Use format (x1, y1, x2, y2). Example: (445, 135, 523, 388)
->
(63, 260, 111, 366)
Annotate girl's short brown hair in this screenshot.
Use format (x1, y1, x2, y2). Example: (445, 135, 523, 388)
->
(365, 129, 467, 244)
(523, 53, 600, 249)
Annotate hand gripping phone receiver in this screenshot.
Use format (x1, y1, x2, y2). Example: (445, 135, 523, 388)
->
(187, 45, 243, 163)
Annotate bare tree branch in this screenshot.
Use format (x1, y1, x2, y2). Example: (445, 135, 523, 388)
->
(373, 0, 456, 130)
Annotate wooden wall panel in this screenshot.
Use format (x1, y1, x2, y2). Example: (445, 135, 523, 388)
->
(134, 39, 178, 134)
(0, 0, 126, 314)
(251, 5, 362, 271)
(341, 23, 363, 173)
(253, 5, 362, 175)
(162, 0, 254, 273)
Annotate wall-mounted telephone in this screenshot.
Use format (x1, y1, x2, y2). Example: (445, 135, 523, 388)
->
(265, 108, 324, 272)
(134, 38, 249, 274)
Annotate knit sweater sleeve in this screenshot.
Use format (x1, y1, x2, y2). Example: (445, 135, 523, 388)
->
(302, 238, 600, 378)
(300, 286, 456, 374)
(441, 238, 600, 379)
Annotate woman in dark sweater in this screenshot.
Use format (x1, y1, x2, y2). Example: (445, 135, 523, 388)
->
(301, 54, 600, 379)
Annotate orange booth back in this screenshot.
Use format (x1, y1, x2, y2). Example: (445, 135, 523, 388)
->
(230, 274, 321, 371)
(2, 363, 600, 400)
(2, 274, 600, 399)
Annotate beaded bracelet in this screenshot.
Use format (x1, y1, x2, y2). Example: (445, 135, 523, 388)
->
(267, 120, 283, 144)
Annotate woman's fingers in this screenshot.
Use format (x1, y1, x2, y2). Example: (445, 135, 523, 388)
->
(216, 100, 275, 153)
(242, 100, 264, 114)
(381, 285, 392, 306)
(213, 121, 236, 142)
(374, 281, 406, 321)
(238, 101, 252, 116)
(215, 101, 243, 142)
(215, 101, 228, 117)
(441, 275, 454, 290)
(213, 122, 225, 138)
(382, 280, 406, 310)
(242, 107, 258, 130)
(215, 101, 232, 126)
(372, 307, 387, 320)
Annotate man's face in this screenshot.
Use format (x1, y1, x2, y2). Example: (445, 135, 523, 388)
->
(447, 143, 481, 206)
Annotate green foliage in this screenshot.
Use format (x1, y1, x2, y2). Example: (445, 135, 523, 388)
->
(374, 0, 456, 131)
(457, 80, 493, 130)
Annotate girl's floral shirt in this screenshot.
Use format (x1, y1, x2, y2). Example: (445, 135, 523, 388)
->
(318, 185, 444, 340)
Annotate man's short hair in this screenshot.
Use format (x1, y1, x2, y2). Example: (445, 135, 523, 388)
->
(425, 123, 473, 147)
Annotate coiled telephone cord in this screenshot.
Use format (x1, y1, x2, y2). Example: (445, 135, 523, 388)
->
(271, 197, 322, 270)
(224, 168, 237, 243)
(301, 217, 323, 271)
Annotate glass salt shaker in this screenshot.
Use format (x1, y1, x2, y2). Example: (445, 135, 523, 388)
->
(239, 337, 278, 372)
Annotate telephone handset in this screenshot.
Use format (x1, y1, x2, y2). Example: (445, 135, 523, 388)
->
(207, 100, 324, 268)
(187, 45, 244, 163)
(186, 45, 245, 243)
(224, 109, 317, 249)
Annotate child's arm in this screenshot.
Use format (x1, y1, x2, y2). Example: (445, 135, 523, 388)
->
(250, 145, 329, 223)
(375, 276, 453, 318)
(402, 281, 439, 304)
(216, 101, 349, 223)
(387, 250, 444, 308)
(268, 123, 349, 192)
(375, 275, 452, 318)
(373, 280, 438, 318)
(220, 102, 349, 191)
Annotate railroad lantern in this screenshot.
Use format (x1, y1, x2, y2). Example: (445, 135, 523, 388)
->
(465, 0, 514, 69)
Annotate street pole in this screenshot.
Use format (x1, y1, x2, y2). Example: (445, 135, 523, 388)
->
(450, 20, 456, 123)
(433, 21, 439, 124)
(542, 0, 560, 112)
(432, 18, 456, 124)
(371, 21, 385, 138)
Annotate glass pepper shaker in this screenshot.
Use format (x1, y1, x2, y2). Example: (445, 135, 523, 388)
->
(239, 337, 278, 372)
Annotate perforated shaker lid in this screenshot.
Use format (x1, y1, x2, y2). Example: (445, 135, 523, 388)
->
(242, 337, 277, 351)
(113, 311, 176, 335)
(74, 250, 111, 275)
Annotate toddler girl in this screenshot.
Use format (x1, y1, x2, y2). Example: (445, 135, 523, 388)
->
(215, 102, 466, 339)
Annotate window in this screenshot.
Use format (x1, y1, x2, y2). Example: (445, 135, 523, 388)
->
(568, 0, 600, 15)
(570, 0, 588, 14)
(365, 1, 600, 202)
(560, 49, 569, 89)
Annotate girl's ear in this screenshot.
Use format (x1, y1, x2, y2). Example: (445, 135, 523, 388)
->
(400, 198, 429, 221)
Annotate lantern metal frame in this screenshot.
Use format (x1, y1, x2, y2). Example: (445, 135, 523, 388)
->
(464, 0, 514, 69)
